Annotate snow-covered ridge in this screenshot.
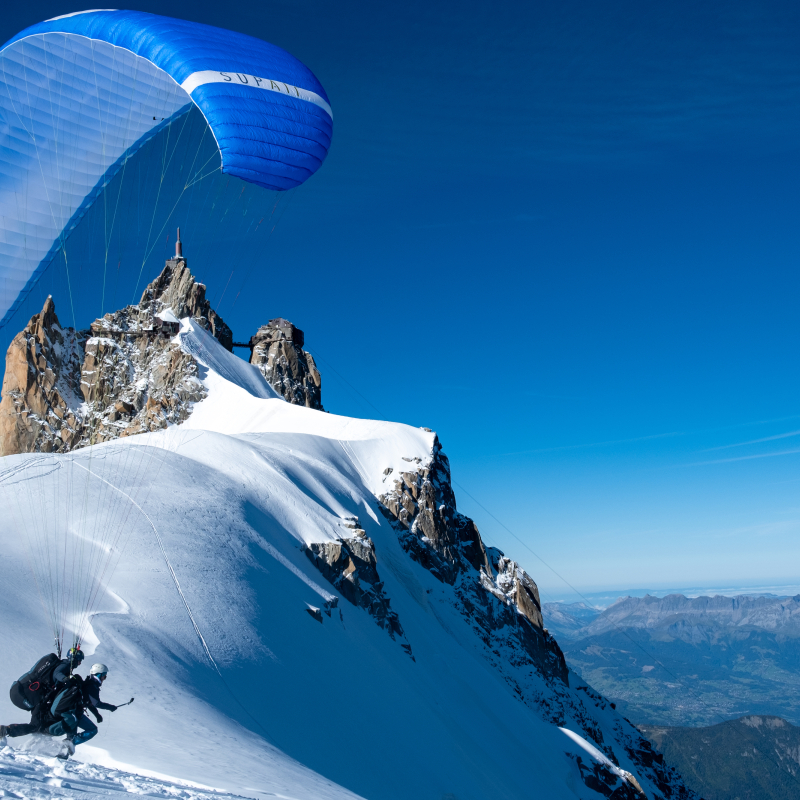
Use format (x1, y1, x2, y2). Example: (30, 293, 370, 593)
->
(0, 310, 698, 799)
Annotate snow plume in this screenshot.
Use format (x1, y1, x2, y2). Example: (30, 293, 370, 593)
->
(0, 317, 698, 800)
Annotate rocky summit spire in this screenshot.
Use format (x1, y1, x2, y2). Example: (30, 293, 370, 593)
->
(0, 297, 87, 455)
(141, 248, 232, 351)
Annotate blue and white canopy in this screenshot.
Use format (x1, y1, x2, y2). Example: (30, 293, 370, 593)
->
(0, 10, 332, 329)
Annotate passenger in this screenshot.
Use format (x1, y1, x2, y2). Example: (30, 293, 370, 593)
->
(49, 663, 117, 759)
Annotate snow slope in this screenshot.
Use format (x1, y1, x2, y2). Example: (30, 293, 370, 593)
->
(0, 320, 677, 799)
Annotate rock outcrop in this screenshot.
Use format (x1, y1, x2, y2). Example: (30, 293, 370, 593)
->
(567, 753, 645, 799)
(0, 249, 330, 456)
(374, 437, 693, 798)
(303, 516, 411, 656)
(376, 437, 694, 798)
(378, 437, 566, 683)
(141, 256, 232, 351)
(249, 318, 323, 410)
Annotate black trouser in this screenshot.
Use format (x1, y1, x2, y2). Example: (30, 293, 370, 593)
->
(7, 721, 40, 737)
(6, 722, 39, 737)
(6, 704, 50, 737)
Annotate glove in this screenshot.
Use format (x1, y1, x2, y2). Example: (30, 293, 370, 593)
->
(108, 705, 118, 712)
(95, 713, 103, 723)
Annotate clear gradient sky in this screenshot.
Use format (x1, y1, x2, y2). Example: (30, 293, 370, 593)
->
(3, 1, 800, 600)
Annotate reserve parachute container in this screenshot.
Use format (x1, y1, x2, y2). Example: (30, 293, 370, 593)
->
(0, 10, 332, 655)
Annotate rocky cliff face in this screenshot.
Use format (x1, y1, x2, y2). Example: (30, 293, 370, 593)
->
(290, 429, 695, 797)
(142, 257, 232, 352)
(303, 515, 413, 657)
(377, 439, 567, 685)
(249, 318, 323, 410)
(0, 297, 88, 454)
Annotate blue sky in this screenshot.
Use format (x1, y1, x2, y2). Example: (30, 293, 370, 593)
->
(3, 1, 800, 598)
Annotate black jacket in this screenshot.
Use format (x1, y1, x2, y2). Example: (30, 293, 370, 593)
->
(52, 659, 75, 686)
(84, 675, 115, 711)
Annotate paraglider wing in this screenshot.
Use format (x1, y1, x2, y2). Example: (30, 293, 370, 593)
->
(0, 9, 333, 329)
(0, 11, 332, 657)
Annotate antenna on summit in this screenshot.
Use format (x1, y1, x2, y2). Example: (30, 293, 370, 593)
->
(175, 227, 183, 260)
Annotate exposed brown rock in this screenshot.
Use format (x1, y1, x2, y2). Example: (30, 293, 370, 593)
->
(379, 438, 491, 583)
(138, 258, 232, 351)
(492, 554, 544, 629)
(249, 318, 323, 410)
(303, 517, 408, 650)
(0, 252, 330, 457)
(0, 298, 87, 456)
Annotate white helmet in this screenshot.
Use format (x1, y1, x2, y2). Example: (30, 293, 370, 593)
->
(90, 663, 109, 678)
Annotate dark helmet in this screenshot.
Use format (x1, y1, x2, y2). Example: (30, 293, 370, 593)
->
(68, 647, 84, 666)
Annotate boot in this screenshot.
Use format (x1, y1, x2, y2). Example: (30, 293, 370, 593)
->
(56, 737, 75, 760)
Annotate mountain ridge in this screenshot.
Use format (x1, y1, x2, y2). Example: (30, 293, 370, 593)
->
(586, 593, 800, 637)
(0, 257, 322, 457)
(544, 593, 800, 727)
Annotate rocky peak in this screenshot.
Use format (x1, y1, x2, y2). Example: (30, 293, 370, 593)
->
(128, 259, 232, 351)
(252, 317, 305, 347)
(249, 318, 323, 410)
(0, 290, 206, 456)
(0, 252, 329, 456)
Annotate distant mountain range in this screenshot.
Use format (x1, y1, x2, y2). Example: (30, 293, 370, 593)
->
(543, 594, 800, 726)
(639, 716, 800, 800)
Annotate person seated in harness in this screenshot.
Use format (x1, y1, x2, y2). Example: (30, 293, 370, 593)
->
(52, 648, 84, 687)
(49, 663, 117, 758)
(1, 647, 84, 742)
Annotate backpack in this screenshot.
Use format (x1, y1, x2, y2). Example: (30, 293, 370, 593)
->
(9, 653, 61, 711)
(50, 678, 85, 717)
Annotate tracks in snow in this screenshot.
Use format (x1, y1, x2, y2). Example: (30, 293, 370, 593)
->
(0, 741, 279, 800)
